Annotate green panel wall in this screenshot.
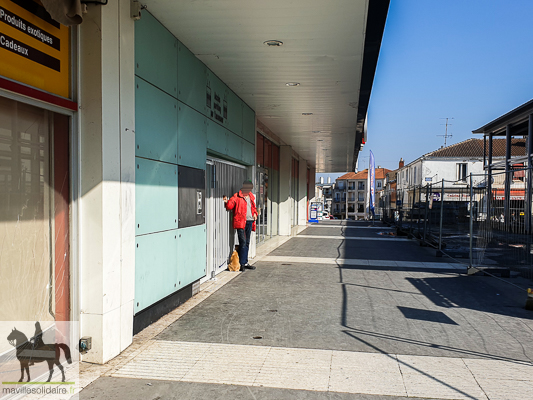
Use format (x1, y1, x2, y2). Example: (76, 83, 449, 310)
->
(134, 11, 255, 315)
(226, 91, 243, 137)
(207, 69, 228, 126)
(242, 140, 255, 166)
(178, 42, 208, 116)
(135, 12, 177, 97)
(206, 120, 227, 156)
(227, 131, 243, 161)
(178, 102, 207, 170)
(135, 230, 178, 313)
(135, 77, 178, 163)
(177, 224, 207, 288)
(135, 157, 178, 236)
(242, 104, 255, 144)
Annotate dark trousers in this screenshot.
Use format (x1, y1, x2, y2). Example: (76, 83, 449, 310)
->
(237, 220, 253, 266)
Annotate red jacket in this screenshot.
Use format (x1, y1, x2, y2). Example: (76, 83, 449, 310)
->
(225, 191, 257, 231)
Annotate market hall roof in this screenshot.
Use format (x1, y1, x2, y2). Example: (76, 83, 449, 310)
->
(473, 98, 533, 136)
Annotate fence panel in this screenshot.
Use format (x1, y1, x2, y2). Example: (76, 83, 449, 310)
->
(381, 166, 532, 280)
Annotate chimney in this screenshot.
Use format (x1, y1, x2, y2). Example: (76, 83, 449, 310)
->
(320, 177, 324, 184)
(399, 158, 404, 168)
(327, 177, 331, 184)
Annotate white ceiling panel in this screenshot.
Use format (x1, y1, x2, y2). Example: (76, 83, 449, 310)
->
(142, 0, 370, 172)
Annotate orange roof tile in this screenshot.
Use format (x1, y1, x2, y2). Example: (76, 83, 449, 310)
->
(337, 168, 392, 181)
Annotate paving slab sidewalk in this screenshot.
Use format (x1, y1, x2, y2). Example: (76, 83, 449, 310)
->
(80, 221, 533, 400)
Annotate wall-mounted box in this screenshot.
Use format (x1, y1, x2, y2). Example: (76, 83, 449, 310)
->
(178, 165, 205, 228)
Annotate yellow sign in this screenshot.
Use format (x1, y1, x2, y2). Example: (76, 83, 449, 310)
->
(0, 0, 70, 98)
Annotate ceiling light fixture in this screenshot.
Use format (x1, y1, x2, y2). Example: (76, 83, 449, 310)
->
(264, 40, 283, 47)
(286, 82, 300, 87)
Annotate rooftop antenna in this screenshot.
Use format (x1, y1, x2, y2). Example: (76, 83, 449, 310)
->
(438, 117, 454, 147)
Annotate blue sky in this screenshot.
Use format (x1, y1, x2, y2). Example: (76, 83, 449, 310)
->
(319, 0, 533, 181)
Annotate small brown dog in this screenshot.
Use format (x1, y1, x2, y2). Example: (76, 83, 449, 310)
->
(228, 245, 241, 272)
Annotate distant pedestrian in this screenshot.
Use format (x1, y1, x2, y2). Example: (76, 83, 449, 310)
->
(223, 180, 258, 271)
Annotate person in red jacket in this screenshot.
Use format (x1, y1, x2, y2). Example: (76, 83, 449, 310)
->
(223, 180, 258, 271)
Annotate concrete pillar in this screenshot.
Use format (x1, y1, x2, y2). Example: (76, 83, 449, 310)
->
(308, 167, 316, 201)
(278, 145, 292, 235)
(298, 159, 308, 226)
(79, 0, 136, 364)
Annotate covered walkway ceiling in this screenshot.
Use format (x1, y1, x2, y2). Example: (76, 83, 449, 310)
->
(142, 0, 388, 172)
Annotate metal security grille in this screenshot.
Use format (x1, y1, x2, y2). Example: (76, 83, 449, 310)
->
(206, 158, 247, 279)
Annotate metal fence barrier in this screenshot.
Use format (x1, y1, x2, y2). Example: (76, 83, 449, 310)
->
(382, 166, 533, 281)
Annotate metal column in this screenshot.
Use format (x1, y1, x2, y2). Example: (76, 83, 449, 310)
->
(487, 133, 493, 222)
(504, 125, 512, 230)
(526, 115, 533, 234)
(469, 173, 474, 268)
(423, 185, 429, 244)
(439, 179, 444, 252)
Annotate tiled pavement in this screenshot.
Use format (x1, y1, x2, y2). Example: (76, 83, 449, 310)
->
(81, 221, 533, 400)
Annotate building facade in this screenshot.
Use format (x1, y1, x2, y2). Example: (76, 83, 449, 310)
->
(333, 168, 390, 220)
(394, 138, 526, 209)
(0, 0, 388, 364)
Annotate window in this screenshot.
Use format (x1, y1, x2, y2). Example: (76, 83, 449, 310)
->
(0, 97, 70, 322)
(358, 204, 364, 213)
(358, 181, 364, 190)
(358, 192, 364, 201)
(335, 193, 340, 201)
(457, 163, 467, 182)
(377, 181, 382, 189)
(413, 167, 417, 184)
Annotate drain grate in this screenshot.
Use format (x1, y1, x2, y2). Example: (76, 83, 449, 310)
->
(281, 263, 292, 266)
(252, 336, 263, 340)
(267, 309, 278, 312)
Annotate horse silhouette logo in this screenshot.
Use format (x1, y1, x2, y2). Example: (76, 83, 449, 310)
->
(6, 322, 72, 382)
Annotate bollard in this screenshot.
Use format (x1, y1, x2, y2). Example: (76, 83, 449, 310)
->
(526, 288, 533, 311)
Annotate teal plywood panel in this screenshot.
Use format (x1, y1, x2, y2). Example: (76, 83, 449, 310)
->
(178, 102, 207, 170)
(207, 70, 229, 128)
(135, 157, 178, 235)
(226, 132, 243, 162)
(206, 120, 227, 155)
(242, 104, 256, 144)
(178, 42, 208, 116)
(135, 12, 177, 97)
(226, 91, 243, 137)
(177, 224, 207, 289)
(242, 140, 255, 166)
(135, 230, 178, 313)
(135, 77, 178, 164)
